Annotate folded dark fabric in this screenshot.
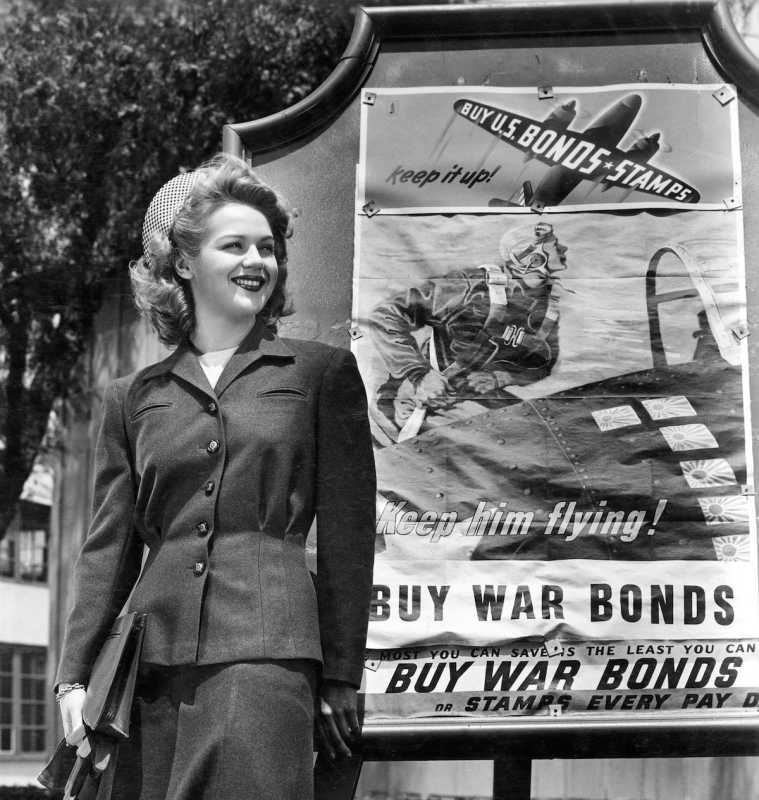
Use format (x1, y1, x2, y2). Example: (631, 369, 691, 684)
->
(39, 739, 117, 798)
(38, 736, 77, 791)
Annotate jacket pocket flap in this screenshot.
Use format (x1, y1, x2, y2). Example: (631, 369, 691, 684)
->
(256, 387, 308, 399)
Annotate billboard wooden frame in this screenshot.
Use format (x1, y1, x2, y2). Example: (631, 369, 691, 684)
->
(222, 2, 759, 797)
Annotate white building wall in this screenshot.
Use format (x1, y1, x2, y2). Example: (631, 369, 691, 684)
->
(0, 761, 46, 788)
(0, 581, 49, 646)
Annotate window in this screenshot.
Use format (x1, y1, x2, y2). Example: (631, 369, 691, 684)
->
(18, 530, 47, 582)
(0, 650, 12, 753)
(0, 538, 14, 580)
(0, 528, 48, 583)
(0, 647, 46, 755)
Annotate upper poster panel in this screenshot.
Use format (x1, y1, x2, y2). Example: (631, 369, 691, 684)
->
(358, 85, 740, 213)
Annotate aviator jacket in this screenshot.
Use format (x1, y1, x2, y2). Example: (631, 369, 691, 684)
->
(368, 266, 560, 389)
(56, 321, 376, 689)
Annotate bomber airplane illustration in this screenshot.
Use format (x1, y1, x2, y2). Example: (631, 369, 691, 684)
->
(453, 93, 701, 207)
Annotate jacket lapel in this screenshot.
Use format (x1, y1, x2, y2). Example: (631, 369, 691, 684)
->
(214, 321, 295, 398)
(168, 346, 216, 396)
(141, 320, 294, 397)
(139, 344, 215, 396)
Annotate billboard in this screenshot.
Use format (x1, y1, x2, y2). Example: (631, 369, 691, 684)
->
(354, 85, 758, 722)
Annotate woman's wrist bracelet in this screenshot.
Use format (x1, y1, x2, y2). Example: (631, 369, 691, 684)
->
(55, 683, 86, 702)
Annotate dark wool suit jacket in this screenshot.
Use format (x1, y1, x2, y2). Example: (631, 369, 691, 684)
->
(56, 321, 376, 689)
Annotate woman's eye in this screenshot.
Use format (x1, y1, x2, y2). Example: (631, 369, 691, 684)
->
(259, 244, 275, 257)
(224, 241, 242, 250)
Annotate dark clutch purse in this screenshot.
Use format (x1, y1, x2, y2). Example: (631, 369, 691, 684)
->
(82, 611, 147, 739)
(38, 612, 147, 793)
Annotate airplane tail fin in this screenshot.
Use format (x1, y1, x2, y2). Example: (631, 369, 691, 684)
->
(521, 180, 534, 206)
(489, 180, 535, 208)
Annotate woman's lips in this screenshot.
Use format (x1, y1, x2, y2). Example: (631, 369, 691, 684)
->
(231, 274, 266, 292)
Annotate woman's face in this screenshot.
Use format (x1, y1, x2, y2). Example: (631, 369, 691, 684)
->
(181, 202, 279, 328)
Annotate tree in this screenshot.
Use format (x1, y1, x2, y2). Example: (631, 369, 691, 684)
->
(0, 0, 355, 538)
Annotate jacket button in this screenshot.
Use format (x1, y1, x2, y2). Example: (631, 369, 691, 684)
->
(207, 439, 220, 454)
(193, 561, 206, 576)
(204, 480, 215, 495)
(207, 401, 217, 414)
(196, 521, 209, 536)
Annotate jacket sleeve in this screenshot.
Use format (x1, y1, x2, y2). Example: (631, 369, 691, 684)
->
(55, 379, 144, 687)
(315, 347, 376, 687)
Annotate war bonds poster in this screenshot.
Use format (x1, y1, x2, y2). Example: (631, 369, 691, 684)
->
(353, 85, 759, 721)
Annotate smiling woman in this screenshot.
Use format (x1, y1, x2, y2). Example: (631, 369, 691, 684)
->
(130, 155, 293, 349)
(53, 154, 376, 800)
(175, 203, 280, 350)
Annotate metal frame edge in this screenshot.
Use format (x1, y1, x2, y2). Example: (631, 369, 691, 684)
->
(222, 0, 759, 156)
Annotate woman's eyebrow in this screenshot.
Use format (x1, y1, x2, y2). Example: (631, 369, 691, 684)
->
(214, 232, 274, 241)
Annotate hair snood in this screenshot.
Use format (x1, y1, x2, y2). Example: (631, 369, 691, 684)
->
(129, 154, 294, 346)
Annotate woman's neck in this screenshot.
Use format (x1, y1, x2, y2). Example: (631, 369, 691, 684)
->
(191, 315, 257, 354)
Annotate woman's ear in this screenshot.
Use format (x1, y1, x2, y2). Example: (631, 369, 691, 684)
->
(174, 257, 193, 280)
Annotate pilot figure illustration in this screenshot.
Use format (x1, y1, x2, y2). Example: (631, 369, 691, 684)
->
(369, 221, 569, 441)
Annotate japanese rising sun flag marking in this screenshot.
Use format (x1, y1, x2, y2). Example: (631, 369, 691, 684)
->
(591, 405, 642, 431)
(680, 459, 738, 488)
(660, 424, 719, 451)
(698, 495, 750, 526)
(713, 535, 752, 561)
(642, 396, 697, 420)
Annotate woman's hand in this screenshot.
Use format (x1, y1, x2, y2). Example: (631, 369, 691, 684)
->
(316, 680, 360, 760)
(58, 687, 87, 746)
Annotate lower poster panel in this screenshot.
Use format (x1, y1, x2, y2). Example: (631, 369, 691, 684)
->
(363, 639, 759, 719)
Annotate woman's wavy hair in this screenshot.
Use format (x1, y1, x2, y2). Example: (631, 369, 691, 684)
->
(130, 153, 293, 346)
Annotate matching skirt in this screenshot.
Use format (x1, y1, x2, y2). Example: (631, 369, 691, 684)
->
(108, 660, 317, 800)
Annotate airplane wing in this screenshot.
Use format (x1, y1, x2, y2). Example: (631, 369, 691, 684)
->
(373, 357, 745, 562)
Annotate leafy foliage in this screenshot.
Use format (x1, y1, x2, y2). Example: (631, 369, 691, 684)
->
(0, 0, 355, 536)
